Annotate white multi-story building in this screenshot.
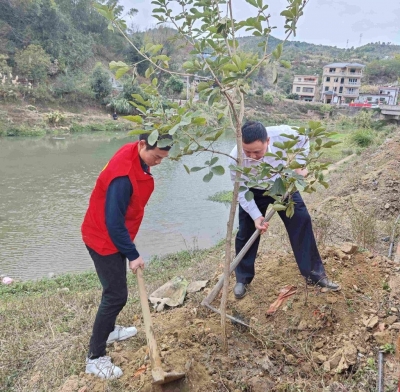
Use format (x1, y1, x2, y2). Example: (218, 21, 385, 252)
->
(321, 62, 365, 104)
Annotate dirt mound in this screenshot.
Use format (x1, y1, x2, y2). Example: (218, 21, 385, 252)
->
(56, 242, 400, 392)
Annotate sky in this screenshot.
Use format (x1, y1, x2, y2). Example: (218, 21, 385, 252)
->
(119, 0, 400, 48)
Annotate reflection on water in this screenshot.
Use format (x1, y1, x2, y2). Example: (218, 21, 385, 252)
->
(0, 134, 235, 281)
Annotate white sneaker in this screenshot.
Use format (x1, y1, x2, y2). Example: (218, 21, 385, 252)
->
(106, 325, 137, 344)
(85, 356, 123, 380)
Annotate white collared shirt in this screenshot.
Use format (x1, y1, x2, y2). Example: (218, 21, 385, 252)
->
(228, 125, 309, 220)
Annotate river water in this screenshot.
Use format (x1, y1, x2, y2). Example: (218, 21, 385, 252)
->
(0, 134, 235, 281)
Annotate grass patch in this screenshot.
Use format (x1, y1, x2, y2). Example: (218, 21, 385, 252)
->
(208, 190, 233, 203)
(351, 129, 375, 147)
(0, 243, 224, 391)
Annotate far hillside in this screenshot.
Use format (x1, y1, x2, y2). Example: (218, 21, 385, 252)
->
(0, 0, 400, 110)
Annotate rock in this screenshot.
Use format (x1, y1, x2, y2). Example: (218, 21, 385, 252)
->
(385, 315, 397, 325)
(255, 354, 275, 372)
(357, 346, 367, 354)
(326, 295, 338, 304)
(385, 203, 390, 209)
(340, 242, 358, 254)
(247, 376, 274, 392)
(335, 343, 358, 373)
(389, 322, 400, 330)
(297, 320, 308, 331)
(315, 341, 325, 349)
(373, 331, 392, 345)
(363, 316, 379, 329)
(390, 307, 398, 313)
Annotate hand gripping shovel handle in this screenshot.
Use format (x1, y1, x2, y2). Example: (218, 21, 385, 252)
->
(136, 267, 165, 384)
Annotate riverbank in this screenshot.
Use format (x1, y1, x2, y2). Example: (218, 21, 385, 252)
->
(0, 102, 133, 137)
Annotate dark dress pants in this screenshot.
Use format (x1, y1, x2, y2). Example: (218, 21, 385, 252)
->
(235, 190, 326, 284)
(86, 246, 128, 359)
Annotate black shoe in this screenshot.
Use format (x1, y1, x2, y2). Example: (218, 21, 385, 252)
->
(233, 283, 247, 299)
(311, 277, 341, 291)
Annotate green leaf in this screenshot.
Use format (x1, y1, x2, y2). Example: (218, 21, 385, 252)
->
(115, 66, 130, 79)
(168, 124, 179, 135)
(239, 186, 248, 192)
(272, 66, 278, 84)
(152, 54, 169, 61)
(191, 166, 205, 172)
(203, 172, 213, 182)
(322, 141, 341, 148)
(211, 165, 225, 175)
(109, 60, 128, 69)
(191, 117, 207, 126)
(152, 77, 158, 86)
(128, 129, 148, 135)
(245, 190, 254, 202)
(183, 165, 190, 174)
(285, 203, 294, 217)
(168, 143, 181, 159)
(272, 203, 287, 211)
(210, 156, 219, 165)
(145, 67, 154, 79)
(269, 177, 286, 196)
(157, 138, 173, 148)
(289, 161, 303, 169)
(148, 130, 159, 146)
(122, 115, 143, 123)
(131, 94, 148, 106)
(245, 0, 258, 7)
(280, 60, 291, 69)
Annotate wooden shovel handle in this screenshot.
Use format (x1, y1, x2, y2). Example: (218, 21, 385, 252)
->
(136, 267, 164, 383)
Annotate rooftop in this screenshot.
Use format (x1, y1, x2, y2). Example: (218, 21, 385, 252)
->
(324, 62, 365, 68)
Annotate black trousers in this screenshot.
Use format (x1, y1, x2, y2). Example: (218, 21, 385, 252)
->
(86, 246, 128, 359)
(235, 190, 326, 284)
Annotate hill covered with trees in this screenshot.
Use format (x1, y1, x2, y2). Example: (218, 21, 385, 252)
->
(1, 0, 400, 106)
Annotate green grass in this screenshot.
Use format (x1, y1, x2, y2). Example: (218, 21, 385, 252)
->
(208, 190, 233, 203)
(0, 247, 217, 300)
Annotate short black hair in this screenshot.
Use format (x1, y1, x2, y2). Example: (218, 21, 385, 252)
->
(241, 121, 268, 144)
(139, 133, 173, 151)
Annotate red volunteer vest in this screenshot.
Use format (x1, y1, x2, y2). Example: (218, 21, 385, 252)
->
(81, 141, 154, 255)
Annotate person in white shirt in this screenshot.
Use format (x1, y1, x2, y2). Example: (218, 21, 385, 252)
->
(229, 121, 340, 299)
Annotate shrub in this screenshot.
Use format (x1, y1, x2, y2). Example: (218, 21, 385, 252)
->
(351, 129, 374, 147)
(286, 93, 299, 100)
(255, 86, 264, 96)
(108, 97, 133, 114)
(90, 64, 112, 101)
(164, 75, 184, 97)
(354, 110, 373, 129)
(14, 44, 51, 83)
(44, 111, 66, 125)
(264, 93, 274, 105)
(52, 73, 78, 97)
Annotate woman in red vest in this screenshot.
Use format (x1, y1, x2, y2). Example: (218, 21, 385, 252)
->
(81, 133, 171, 379)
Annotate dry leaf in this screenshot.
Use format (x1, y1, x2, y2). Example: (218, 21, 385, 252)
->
(133, 364, 147, 378)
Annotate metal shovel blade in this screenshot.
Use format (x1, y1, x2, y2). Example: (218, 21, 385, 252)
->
(152, 370, 186, 385)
